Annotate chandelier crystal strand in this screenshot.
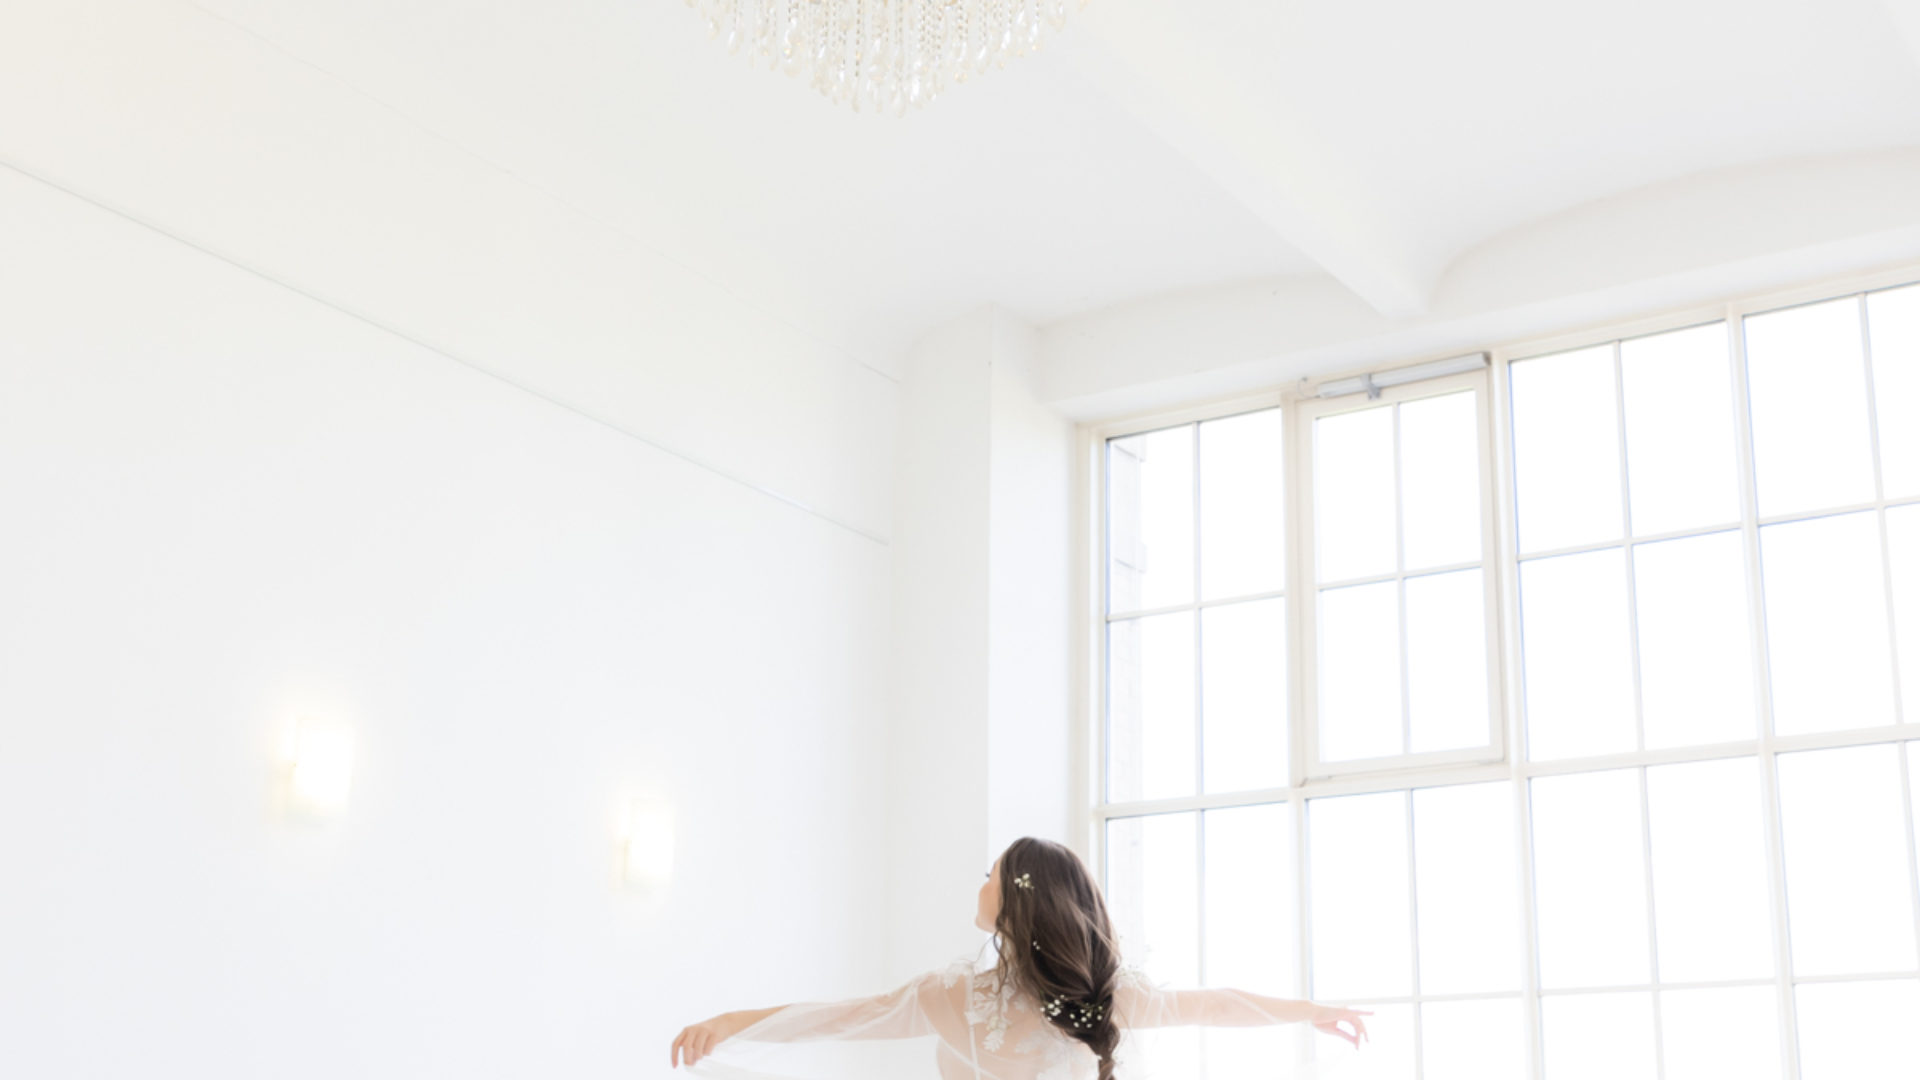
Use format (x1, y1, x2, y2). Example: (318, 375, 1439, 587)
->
(687, 0, 1090, 114)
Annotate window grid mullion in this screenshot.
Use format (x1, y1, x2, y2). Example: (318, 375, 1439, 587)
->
(1490, 335, 1550, 1080)
(1899, 740, 1920, 1007)
(1107, 587, 1289, 624)
(1613, 341, 1650, 756)
(1294, 796, 1315, 1068)
(1287, 403, 1316, 1071)
(1394, 403, 1413, 758)
(1404, 790, 1425, 1080)
(1728, 301, 1806, 1080)
(1637, 765, 1668, 1080)
(1192, 422, 1205, 804)
(1859, 295, 1909, 731)
(1195, 808, 1209, 1080)
(1616, 337, 1669, 1077)
(1189, 421, 1211, 1080)
(1510, 492, 1920, 566)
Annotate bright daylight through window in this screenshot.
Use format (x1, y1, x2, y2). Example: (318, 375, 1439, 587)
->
(1093, 279, 1920, 1080)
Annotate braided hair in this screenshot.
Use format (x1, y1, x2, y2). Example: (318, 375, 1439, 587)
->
(991, 838, 1123, 1080)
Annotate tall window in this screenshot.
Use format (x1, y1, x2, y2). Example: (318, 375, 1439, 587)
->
(1090, 277, 1920, 1080)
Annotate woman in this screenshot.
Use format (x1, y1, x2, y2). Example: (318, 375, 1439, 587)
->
(671, 836, 1370, 1079)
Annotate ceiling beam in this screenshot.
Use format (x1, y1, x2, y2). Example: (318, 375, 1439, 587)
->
(1059, 0, 1437, 319)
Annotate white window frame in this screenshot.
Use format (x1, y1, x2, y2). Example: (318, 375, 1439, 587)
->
(1294, 368, 1506, 778)
(1075, 259, 1920, 1080)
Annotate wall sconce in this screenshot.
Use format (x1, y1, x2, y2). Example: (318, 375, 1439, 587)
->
(276, 716, 354, 821)
(620, 798, 675, 890)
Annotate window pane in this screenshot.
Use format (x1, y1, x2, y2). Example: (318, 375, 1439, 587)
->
(1105, 812, 1199, 986)
(1414, 782, 1521, 994)
(1521, 549, 1636, 760)
(1317, 581, 1403, 762)
(1309, 792, 1412, 999)
(1621, 322, 1741, 535)
(1634, 531, 1758, 748)
(1761, 512, 1898, 734)
(1195, 812, 1293, 1080)
(1795, 979, 1920, 1080)
(1646, 758, 1773, 982)
(1406, 568, 1490, 754)
(1777, 745, 1919, 976)
(1204, 1027, 1300, 1080)
(1199, 408, 1286, 601)
(1867, 283, 1920, 500)
(1310, 1002, 1413, 1079)
(1423, 998, 1527, 1080)
(1531, 770, 1650, 988)
(1201, 598, 1288, 794)
(1123, 1025, 1201, 1080)
(1744, 297, 1878, 517)
(1890, 504, 1920, 720)
(1661, 985, 1780, 1080)
(1400, 389, 1482, 571)
(1511, 344, 1622, 553)
(1108, 426, 1193, 612)
(1106, 613, 1195, 802)
(1542, 991, 1656, 1080)
(1315, 404, 1397, 582)
(1305, 999, 1413, 1076)
(1204, 803, 1296, 995)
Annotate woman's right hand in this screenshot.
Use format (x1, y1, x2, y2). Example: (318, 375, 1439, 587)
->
(671, 1012, 746, 1068)
(1307, 1003, 1372, 1049)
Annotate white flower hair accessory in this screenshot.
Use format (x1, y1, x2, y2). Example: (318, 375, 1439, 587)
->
(1042, 993, 1108, 1031)
(1012, 871, 1034, 891)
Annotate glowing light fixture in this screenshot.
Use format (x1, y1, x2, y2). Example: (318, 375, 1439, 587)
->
(687, 0, 1093, 115)
(278, 716, 354, 820)
(621, 798, 676, 890)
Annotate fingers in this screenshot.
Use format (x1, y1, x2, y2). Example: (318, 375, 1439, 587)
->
(671, 1027, 717, 1069)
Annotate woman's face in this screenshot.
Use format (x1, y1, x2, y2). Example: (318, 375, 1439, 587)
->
(975, 855, 1001, 933)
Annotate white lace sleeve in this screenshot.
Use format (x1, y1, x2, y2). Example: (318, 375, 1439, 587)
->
(730, 971, 938, 1042)
(1112, 963, 1312, 1029)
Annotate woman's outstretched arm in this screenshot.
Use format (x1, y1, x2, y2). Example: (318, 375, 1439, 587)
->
(670, 973, 937, 1068)
(1113, 972, 1371, 1048)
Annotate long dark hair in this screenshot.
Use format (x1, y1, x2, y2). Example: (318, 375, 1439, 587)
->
(991, 837, 1123, 1080)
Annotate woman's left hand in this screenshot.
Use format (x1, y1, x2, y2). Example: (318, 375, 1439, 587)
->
(1308, 1003, 1371, 1049)
(671, 1012, 748, 1068)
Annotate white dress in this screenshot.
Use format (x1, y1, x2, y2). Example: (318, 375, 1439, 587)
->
(689, 952, 1352, 1080)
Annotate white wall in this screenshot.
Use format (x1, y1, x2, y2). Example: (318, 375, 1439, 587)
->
(985, 315, 1074, 861)
(885, 308, 1074, 981)
(0, 164, 896, 1078)
(886, 313, 994, 978)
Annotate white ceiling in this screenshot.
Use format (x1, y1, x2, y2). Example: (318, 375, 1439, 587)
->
(9, 0, 1920, 375)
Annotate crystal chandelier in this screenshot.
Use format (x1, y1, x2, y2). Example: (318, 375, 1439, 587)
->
(686, 0, 1091, 115)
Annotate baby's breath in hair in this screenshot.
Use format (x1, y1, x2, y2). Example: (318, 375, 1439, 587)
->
(1042, 993, 1108, 1031)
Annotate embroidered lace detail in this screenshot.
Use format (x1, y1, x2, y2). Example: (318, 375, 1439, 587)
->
(1035, 1048, 1078, 1080)
(1024, 1025, 1080, 1080)
(962, 966, 1014, 1052)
